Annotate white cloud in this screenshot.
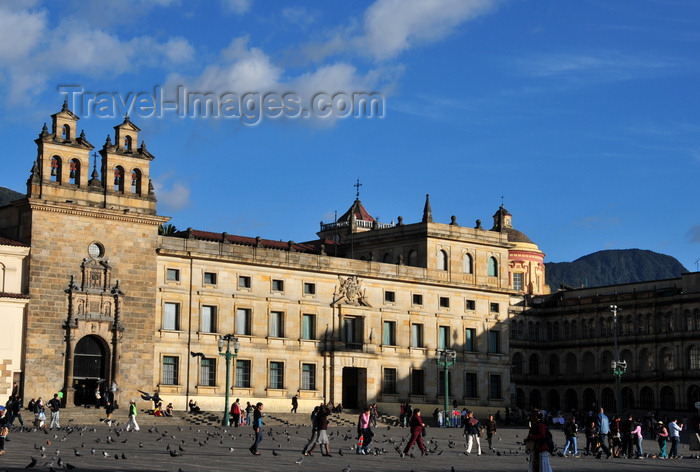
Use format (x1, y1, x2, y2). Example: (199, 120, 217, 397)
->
(282, 6, 317, 28)
(222, 0, 250, 15)
(153, 177, 191, 212)
(0, 6, 46, 61)
(0, 4, 196, 103)
(358, 0, 497, 61)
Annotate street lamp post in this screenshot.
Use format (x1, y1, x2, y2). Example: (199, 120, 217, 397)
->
(218, 334, 240, 426)
(436, 349, 457, 427)
(610, 305, 627, 416)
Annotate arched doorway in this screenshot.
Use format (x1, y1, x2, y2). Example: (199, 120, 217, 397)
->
(564, 389, 578, 411)
(72, 335, 110, 406)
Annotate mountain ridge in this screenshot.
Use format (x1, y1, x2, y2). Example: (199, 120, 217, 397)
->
(545, 249, 688, 289)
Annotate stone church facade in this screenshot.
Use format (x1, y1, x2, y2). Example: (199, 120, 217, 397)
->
(0, 105, 552, 415)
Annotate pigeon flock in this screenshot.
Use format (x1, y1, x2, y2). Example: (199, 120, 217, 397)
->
(0, 415, 695, 472)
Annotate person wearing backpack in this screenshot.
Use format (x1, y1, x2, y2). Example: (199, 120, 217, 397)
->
(525, 410, 554, 472)
(562, 416, 579, 456)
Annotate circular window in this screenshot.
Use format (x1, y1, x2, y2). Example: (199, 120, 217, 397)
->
(88, 242, 104, 259)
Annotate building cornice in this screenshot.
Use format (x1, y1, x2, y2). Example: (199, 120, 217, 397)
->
(26, 199, 169, 226)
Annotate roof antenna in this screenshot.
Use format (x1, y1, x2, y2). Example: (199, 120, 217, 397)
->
(354, 178, 362, 200)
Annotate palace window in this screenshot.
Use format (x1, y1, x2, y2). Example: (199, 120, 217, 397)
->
(162, 356, 179, 385)
(488, 330, 500, 354)
(487, 257, 498, 277)
(235, 360, 251, 388)
(269, 311, 284, 338)
(200, 305, 217, 333)
(465, 328, 476, 352)
(236, 308, 251, 335)
(238, 276, 251, 289)
(383, 368, 397, 394)
(200, 358, 215, 386)
(166, 268, 180, 282)
(438, 326, 450, 349)
(513, 272, 523, 291)
(301, 363, 316, 390)
(303, 282, 316, 295)
(272, 279, 284, 292)
(411, 369, 425, 395)
(411, 324, 424, 348)
(463, 253, 473, 274)
(465, 372, 478, 398)
(412, 293, 423, 306)
(302, 314, 316, 340)
(269, 361, 284, 389)
(383, 320, 397, 346)
(203, 272, 217, 285)
(489, 374, 502, 399)
(163, 302, 180, 330)
(384, 291, 395, 303)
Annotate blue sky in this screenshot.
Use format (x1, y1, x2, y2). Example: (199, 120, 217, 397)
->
(1, 0, 699, 271)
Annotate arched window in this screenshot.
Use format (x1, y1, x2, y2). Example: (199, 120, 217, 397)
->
(546, 322, 553, 341)
(407, 250, 417, 267)
(69, 159, 80, 185)
(637, 313, 645, 334)
(601, 350, 613, 373)
(660, 386, 675, 409)
(694, 309, 700, 331)
(622, 387, 634, 411)
(620, 349, 634, 371)
(552, 321, 559, 341)
(487, 257, 498, 277)
(687, 385, 700, 412)
(131, 168, 142, 194)
(582, 351, 596, 375)
(528, 354, 539, 375)
(113, 165, 125, 192)
(528, 321, 535, 340)
(124, 135, 132, 151)
(512, 352, 523, 375)
(463, 253, 473, 274)
(549, 354, 559, 375)
(517, 320, 525, 340)
(62, 124, 71, 140)
(563, 321, 570, 341)
(571, 320, 577, 340)
(564, 389, 578, 411)
(601, 387, 615, 413)
(529, 389, 541, 409)
(565, 353, 577, 374)
(640, 348, 653, 372)
(588, 318, 596, 338)
(583, 388, 596, 411)
(50, 156, 62, 182)
(438, 250, 448, 271)
(689, 346, 700, 370)
(548, 389, 560, 411)
(515, 388, 525, 409)
(660, 347, 675, 371)
(640, 386, 654, 410)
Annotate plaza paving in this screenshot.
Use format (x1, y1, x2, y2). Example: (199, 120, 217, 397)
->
(0, 409, 697, 472)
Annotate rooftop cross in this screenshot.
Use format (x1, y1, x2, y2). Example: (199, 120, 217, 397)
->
(354, 178, 362, 199)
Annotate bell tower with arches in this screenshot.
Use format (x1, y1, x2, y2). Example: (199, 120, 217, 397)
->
(3, 103, 168, 406)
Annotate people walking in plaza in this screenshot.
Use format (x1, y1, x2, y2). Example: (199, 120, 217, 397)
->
(562, 416, 579, 456)
(463, 410, 482, 455)
(125, 399, 140, 431)
(302, 406, 320, 455)
(525, 410, 554, 472)
(370, 403, 378, 427)
(584, 420, 598, 455)
(307, 405, 332, 457)
(230, 398, 241, 426)
(9, 396, 23, 427)
(103, 399, 114, 426)
(620, 413, 633, 458)
(668, 417, 682, 459)
(245, 401, 253, 426)
(47, 393, 61, 429)
(402, 408, 428, 456)
(484, 413, 498, 450)
(0, 408, 9, 455)
(356, 406, 373, 454)
(249, 402, 263, 455)
(656, 420, 669, 458)
(630, 419, 643, 458)
(291, 394, 298, 414)
(596, 408, 612, 458)
(33, 397, 45, 428)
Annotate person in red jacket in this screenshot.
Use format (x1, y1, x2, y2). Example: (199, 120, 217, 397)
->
(525, 410, 553, 472)
(402, 409, 428, 457)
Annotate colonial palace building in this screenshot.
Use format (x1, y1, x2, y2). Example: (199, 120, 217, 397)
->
(0, 104, 697, 418)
